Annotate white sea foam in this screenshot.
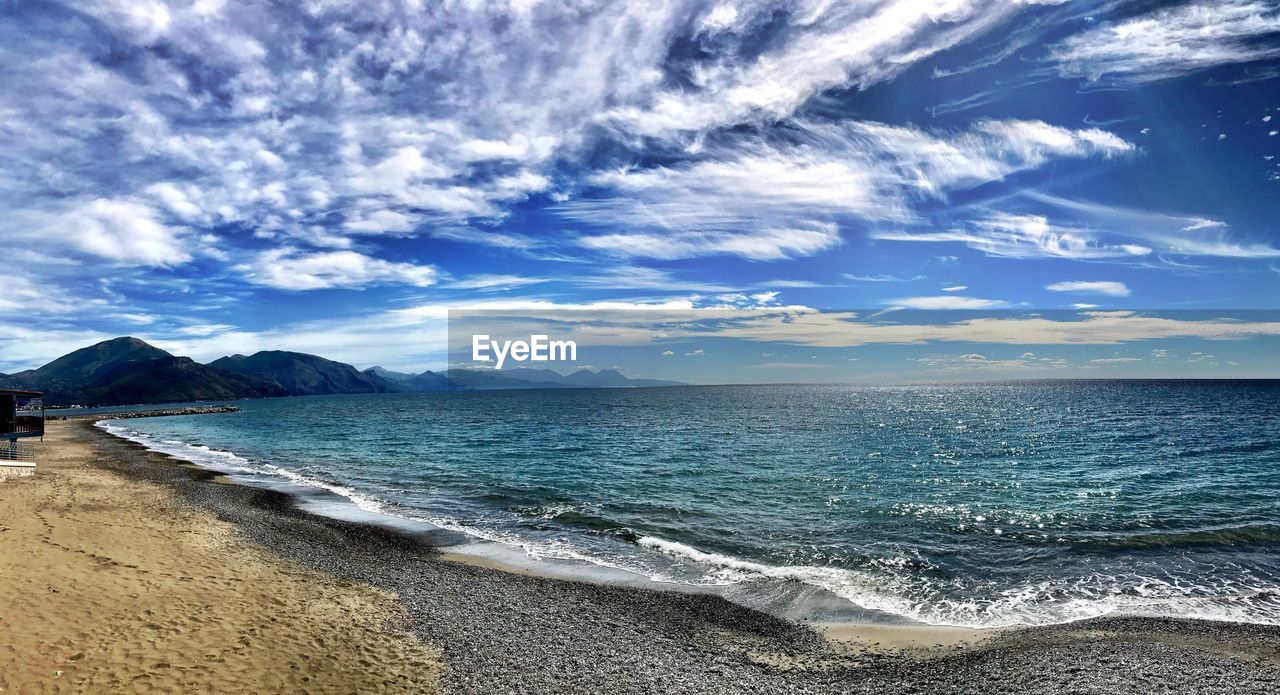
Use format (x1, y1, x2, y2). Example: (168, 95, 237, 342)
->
(638, 534, 1280, 628)
(99, 420, 389, 516)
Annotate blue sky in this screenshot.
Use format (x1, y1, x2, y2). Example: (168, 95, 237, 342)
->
(1, 0, 1279, 379)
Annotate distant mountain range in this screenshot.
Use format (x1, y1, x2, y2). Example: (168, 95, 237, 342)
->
(211, 351, 391, 396)
(445, 367, 680, 390)
(0, 337, 683, 406)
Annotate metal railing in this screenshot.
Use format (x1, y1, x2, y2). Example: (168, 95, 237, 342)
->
(0, 441, 36, 462)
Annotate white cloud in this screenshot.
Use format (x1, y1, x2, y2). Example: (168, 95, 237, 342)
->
(0, 324, 114, 373)
(703, 310, 1280, 348)
(942, 285, 968, 292)
(848, 119, 1133, 195)
(845, 274, 925, 282)
(0, 0, 1061, 271)
(41, 198, 192, 266)
(448, 275, 549, 291)
(750, 362, 831, 369)
(876, 213, 1153, 260)
(430, 227, 541, 251)
(571, 266, 735, 292)
(604, 0, 1026, 136)
(1182, 218, 1228, 232)
(1045, 280, 1131, 297)
(0, 276, 91, 317)
(578, 223, 842, 261)
(565, 119, 1131, 260)
(112, 313, 157, 325)
(1026, 193, 1280, 259)
(174, 323, 236, 337)
(1090, 357, 1141, 364)
(886, 296, 1009, 310)
(343, 208, 421, 235)
(764, 279, 825, 288)
(242, 249, 439, 290)
(914, 352, 1068, 372)
(1049, 1, 1280, 84)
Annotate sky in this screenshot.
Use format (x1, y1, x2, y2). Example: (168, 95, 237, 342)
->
(1, 0, 1279, 380)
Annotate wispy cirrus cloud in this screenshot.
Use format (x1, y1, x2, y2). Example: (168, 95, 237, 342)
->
(570, 267, 735, 293)
(886, 296, 1011, 310)
(844, 274, 926, 282)
(875, 213, 1153, 260)
(447, 275, 550, 291)
(1048, 1, 1280, 85)
(1026, 193, 1280, 259)
(0, 0, 1057, 277)
(577, 224, 843, 262)
(600, 0, 1029, 137)
(562, 119, 1134, 260)
(1045, 280, 1131, 297)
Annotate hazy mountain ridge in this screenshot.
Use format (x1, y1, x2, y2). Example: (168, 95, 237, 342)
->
(210, 351, 392, 396)
(362, 366, 454, 392)
(446, 367, 682, 390)
(3, 337, 683, 406)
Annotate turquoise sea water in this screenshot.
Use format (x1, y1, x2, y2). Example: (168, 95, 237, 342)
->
(101, 381, 1280, 628)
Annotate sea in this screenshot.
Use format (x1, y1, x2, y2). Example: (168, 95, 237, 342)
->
(94, 381, 1280, 629)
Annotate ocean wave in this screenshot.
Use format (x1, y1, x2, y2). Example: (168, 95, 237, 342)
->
(100, 420, 393, 515)
(636, 534, 1280, 628)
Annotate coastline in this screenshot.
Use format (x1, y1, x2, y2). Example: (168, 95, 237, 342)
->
(3, 420, 1279, 693)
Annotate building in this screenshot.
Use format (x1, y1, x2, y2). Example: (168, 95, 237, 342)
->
(1, 389, 44, 477)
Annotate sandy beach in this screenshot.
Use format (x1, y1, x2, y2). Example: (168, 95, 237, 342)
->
(0, 420, 441, 693)
(4, 419, 1280, 694)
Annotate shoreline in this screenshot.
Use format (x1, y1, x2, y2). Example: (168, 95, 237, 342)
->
(92, 409, 1280, 634)
(94, 412, 1017, 652)
(5, 420, 1280, 693)
(95, 413, 947, 630)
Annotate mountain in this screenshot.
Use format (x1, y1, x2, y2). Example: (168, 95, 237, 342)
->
(365, 366, 417, 383)
(2, 337, 279, 406)
(6, 336, 169, 395)
(446, 367, 682, 390)
(211, 351, 392, 396)
(445, 369, 570, 390)
(559, 368, 680, 388)
(71, 356, 283, 406)
(362, 366, 456, 392)
(2, 338, 683, 406)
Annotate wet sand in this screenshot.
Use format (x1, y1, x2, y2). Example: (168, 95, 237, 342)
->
(5, 419, 1280, 694)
